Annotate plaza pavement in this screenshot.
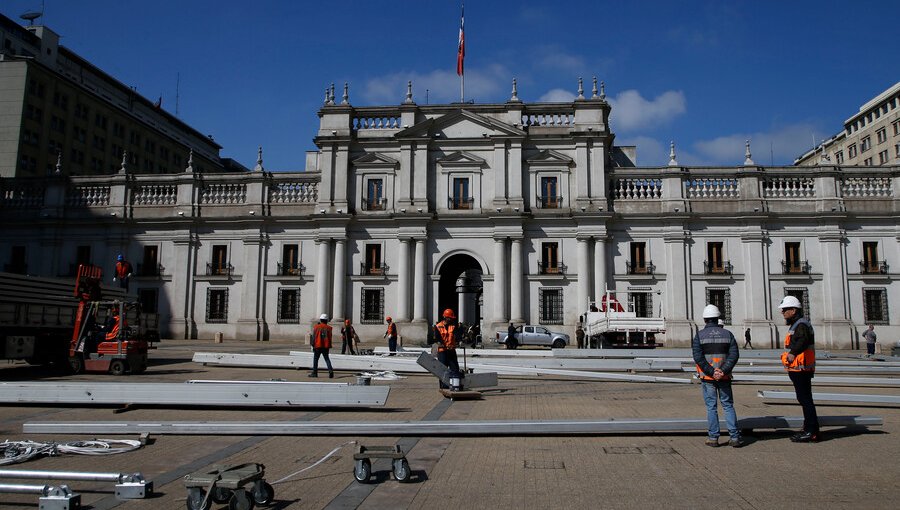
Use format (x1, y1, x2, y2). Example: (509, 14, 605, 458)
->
(0, 338, 896, 509)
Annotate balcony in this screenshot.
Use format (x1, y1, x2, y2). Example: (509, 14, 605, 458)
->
(626, 260, 655, 275)
(781, 260, 811, 275)
(537, 261, 567, 275)
(206, 262, 234, 276)
(361, 197, 387, 211)
(859, 260, 888, 274)
(136, 263, 164, 277)
(3, 263, 27, 275)
(537, 195, 563, 209)
(703, 260, 733, 275)
(448, 196, 474, 210)
(360, 262, 387, 276)
(277, 262, 305, 276)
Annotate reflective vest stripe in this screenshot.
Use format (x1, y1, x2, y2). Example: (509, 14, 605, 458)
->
(782, 318, 815, 372)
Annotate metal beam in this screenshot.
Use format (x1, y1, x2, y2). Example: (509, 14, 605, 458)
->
(0, 381, 389, 407)
(758, 390, 900, 405)
(195, 352, 430, 373)
(0, 483, 80, 510)
(23, 415, 882, 436)
(689, 365, 900, 375)
(415, 352, 498, 389)
(724, 374, 900, 387)
(0, 470, 151, 500)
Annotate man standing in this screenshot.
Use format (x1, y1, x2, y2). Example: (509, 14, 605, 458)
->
(310, 313, 334, 378)
(113, 254, 133, 292)
(692, 304, 744, 448)
(340, 319, 358, 355)
(384, 316, 398, 355)
(778, 296, 819, 442)
(744, 328, 753, 349)
(863, 325, 877, 356)
(575, 324, 585, 349)
(434, 308, 461, 389)
(506, 322, 518, 349)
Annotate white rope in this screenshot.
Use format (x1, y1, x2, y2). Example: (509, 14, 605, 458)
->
(271, 440, 358, 485)
(0, 438, 142, 465)
(359, 370, 405, 381)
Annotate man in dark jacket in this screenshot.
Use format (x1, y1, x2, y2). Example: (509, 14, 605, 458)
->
(779, 296, 819, 442)
(692, 304, 744, 448)
(506, 322, 518, 349)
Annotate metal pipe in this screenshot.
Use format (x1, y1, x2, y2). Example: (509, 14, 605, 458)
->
(0, 469, 135, 483)
(758, 390, 900, 404)
(0, 482, 53, 494)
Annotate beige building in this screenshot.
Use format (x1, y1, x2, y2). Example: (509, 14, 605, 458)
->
(0, 13, 223, 177)
(796, 81, 900, 166)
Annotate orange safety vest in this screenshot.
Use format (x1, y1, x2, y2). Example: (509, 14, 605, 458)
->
(386, 322, 397, 337)
(115, 261, 132, 279)
(312, 323, 333, 349)
(105, 315, 123, 341)
(781, 318, 815, 372)
(694, 325, 733, 381)
(435, 322, 457, 352)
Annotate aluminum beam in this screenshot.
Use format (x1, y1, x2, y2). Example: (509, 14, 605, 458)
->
(195, 352, 430, 373)
(721, 374, 900, 387)
(373, 347, 555, 358)
(758, 390, 900, 405)
(686, 365, 900, 375)
(23, 415, 882, 436)
(0, 470, 150, 500)
(556, 348, 794, 359)
(0, 381, 389, 407)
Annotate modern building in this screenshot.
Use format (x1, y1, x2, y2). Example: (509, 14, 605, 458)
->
(796, 81, 900, 167)
(1, 80, 897, 349)
(0, 13, 223, 177)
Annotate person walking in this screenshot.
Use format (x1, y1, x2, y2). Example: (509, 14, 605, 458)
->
(744, 328, 753, 349)
(113, 254, 133, 291)
(863, 325, 877, 356)
(384, 316, 398, 355)
(309, 313, 334, 378)
(506, 322, 518, 349)
(340, 319, 358, 355)
(692, 304, 744, 448)
(434, 308, 462, 389)
(778, 296, 819, 443)
(576, 324, 585, 349)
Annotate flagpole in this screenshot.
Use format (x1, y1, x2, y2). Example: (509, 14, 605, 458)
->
(461, 73, 464, 103)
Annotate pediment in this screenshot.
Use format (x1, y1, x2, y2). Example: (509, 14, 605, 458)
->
(526, 149, 574, 166)
(436, 151, 487, 167)
(351, 152, 399, 167)
(397, 109, 525, 139)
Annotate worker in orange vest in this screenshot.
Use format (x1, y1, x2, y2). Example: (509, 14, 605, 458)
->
(104, 304, 124, 342)
(384, 316, 398, 355)
(779, 296, 819, 442)
(310, 313, 334, 378)
(113, 254, 133, 291)
(433, 308, 462, 389)
(341, 319, 358, 355)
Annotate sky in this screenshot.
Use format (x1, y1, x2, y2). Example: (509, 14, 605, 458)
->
(4, 0, 898, 170)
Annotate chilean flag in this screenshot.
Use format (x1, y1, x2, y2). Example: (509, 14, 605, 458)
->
(456, 6, 465, 76)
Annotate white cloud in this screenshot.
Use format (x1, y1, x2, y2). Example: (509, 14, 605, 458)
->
(608, 90, 687, 132)
(362, 64, 509, 105)
(692, 124, 825, 166)
(538, 88, 576, 102)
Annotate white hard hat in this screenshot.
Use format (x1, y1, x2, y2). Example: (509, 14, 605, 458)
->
(702, 304, 721, 319)
(718, 319, 725, 326)
(319, 313, 329, 321)
(778, 296, 802, 310)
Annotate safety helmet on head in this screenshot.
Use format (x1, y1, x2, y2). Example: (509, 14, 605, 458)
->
(117, 254, 124, 261)
(385, 316, 392, 322)
(344, 319, 350, 325)
(442, 308, 456, 319)
(702, 304, 721, 319)
(778, 295, 802, 310)
(319, 313, 328, 321)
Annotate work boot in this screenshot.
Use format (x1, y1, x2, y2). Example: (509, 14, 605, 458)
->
(329, 371, 334, 379)
(790, 431, 819, 443)
(705, 438, 720, 447)
(308, 371, 318, 378)
(729, 437, 746, 448)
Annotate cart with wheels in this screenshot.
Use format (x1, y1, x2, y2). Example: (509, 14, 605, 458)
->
(352, 445, 411, 483)
(183, 463, 274, 510)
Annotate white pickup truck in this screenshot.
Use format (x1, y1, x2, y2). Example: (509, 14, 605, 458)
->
(495, 325, 570, 349)
(583, 291, 665, 348)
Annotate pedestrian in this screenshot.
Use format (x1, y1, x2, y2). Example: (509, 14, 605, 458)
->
(384, 316, 398, 355)
(692, 304, 744, 448)
(744, 328, 753, 349)
(862, 325, 877, 356)
(113, 254, 133, 291)
(341, 319, 358, 355)
(576, 324, 585, 349)
(309, 313, 334, 378)
(778, 296, 819, 442)
(506, 322, 518, 349)
(434, 308, 462, 389)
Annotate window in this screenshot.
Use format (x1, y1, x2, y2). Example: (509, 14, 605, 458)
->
(280, 244, 302, 275)
(861, 242, 884, 273)
(863, 288, 888, 324)
(893, 120, 900, 136)
(360, 287, 384, 324)
(876, 128, 887, 144)
(364, 179, 384, 210)
(861, 136, 871, 152)
(783, 242, 808, 274)
(895, 143, 900, 159)
(206, 288, 229, 323)
(50, 115, 66, 133)
(631, 291, 653, 318)
(450, 177, 472, 209)
(705, 242, 730, 274)
(879, 150, 888, 164)
(137, 288, 158, 314)
(208, 245, 231, 275)
(848, 143, 857, 158)
(539, 287, 563, 324)
(540, 242, 560, 274)
(834, 150, 843, 164)
(139, 245, 159, 276)
(76, 245, 91, 267)
(863, 157, 873, 166)
(629, 242, 652, 274)
(5, 246, 26, 274)
(705, 288, 732, 324)
(74, 103, 89, 120)
(277, 288, 300, 323)
(364, 244, 383, 275)
(784, 288, 810, 320)
(539, 176, 560, 208)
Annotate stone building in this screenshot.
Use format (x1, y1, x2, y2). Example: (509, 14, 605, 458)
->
(1, 79, 897, 349)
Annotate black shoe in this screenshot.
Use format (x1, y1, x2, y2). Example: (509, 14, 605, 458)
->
(790, 431, 819, 443)
(729, 437, 746, 448)
(308, 371, 318, 378)
(328, 371, 334, 379)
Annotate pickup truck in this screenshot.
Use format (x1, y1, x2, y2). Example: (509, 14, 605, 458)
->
(495, 325, 569, 349)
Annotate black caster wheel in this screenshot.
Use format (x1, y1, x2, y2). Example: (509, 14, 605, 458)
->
(392, 458, 411, 482)
(186, 487, 211, 510)
(354, 458, 372, 483)
(251, 480, 274, 505)
(211, 486, 232, 504)
(228, 488, 254, 510)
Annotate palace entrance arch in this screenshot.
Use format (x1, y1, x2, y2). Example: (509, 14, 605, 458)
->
(436, 253, 484, 328)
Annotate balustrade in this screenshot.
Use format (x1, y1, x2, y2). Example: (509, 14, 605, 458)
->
(611, 178, 662, 199)
(762, 177, 815, 198)
(276, 262, 305, 276)
(685, 178, 739, 199)
(840, 176, 892, 197)
(132, 184, 176, 205)
(268, 181, 318, 203)
(537, 195, 563, 208)
(353, 116, 401, 130)
(626, 260, 655, 275)
(200, 183, 246, 204)
(1, 184, 44, 207)
(537, 261, 567, 275)
(521, 112, 573, 127)
(65, 186, 110, 206)
(781, 260, 811, 274)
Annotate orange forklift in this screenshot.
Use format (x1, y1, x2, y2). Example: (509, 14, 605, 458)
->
(68, 265, 155, 375)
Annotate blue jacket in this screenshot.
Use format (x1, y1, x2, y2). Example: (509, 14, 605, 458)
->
(692, 323, 739, 378)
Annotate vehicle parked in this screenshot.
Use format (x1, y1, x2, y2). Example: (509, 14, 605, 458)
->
(495, 325, 569, 349)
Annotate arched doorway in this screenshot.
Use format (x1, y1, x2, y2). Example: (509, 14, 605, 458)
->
(437, 254, 483, 328)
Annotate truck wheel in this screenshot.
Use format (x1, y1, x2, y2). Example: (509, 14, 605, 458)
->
(109, 360, 128, 376)
(552, 339, 565, 349)
(69, 356, 84, 375)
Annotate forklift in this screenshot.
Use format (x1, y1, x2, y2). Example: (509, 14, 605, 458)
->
(68, 265, 155, 375)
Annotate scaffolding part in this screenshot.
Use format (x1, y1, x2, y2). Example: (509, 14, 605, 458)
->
(0, 469, 150, 499)
(0, 483, 80, 510)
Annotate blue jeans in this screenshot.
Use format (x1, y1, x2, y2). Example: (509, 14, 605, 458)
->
(701, 380, 739, 440)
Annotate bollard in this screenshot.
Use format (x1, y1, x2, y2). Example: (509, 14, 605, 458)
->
(214, 332, 223, 344)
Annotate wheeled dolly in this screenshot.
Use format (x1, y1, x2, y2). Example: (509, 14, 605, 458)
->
(183, 463, 273, 510)
(352, 445, 411, 483)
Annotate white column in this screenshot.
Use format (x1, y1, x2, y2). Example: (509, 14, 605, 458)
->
(315, 239, 331, 318)
(593, 237, 607, 305)
(331, 239, 346, 323)
(397, 239, 410, 321)
(577, 238, 590, 313)
(413, 238, 427, 322)
(510, 238, 525, 323)
(237, 235, 266, 340)
(458, 292, 467, 324)
(493, 238, 508, 322)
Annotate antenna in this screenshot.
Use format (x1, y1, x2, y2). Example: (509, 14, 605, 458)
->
(20, 1, 44, 25)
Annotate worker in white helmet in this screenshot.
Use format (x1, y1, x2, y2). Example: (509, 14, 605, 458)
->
(778, 295, 819, 442)
(692, 304, 744, 448)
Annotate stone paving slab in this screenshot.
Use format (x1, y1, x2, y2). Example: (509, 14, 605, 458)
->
(0, 339, 895, 509)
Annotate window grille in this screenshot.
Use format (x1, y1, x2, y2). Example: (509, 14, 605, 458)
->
(705, 287, 732, 324)
(361, 287, 384, 324)
(277, 288, 300, 323)
(206, 288, 229, 323)
(539, 287, 564, 325)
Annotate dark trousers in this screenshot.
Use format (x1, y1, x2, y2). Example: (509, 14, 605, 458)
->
(789, 371, 819, 433)
(341, 337, 355, 354)
(388, 336, 397, 353)
(312, 348, 333, 373)
(117, 278, 129, 291)
(866, 343, 875, 355)
(438, 349, 460, 389)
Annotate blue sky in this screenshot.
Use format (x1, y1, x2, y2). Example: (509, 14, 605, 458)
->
(5, 0, 898, 169)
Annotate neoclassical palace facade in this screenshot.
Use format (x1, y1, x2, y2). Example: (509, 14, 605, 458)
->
(1, 89, 897, 348)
